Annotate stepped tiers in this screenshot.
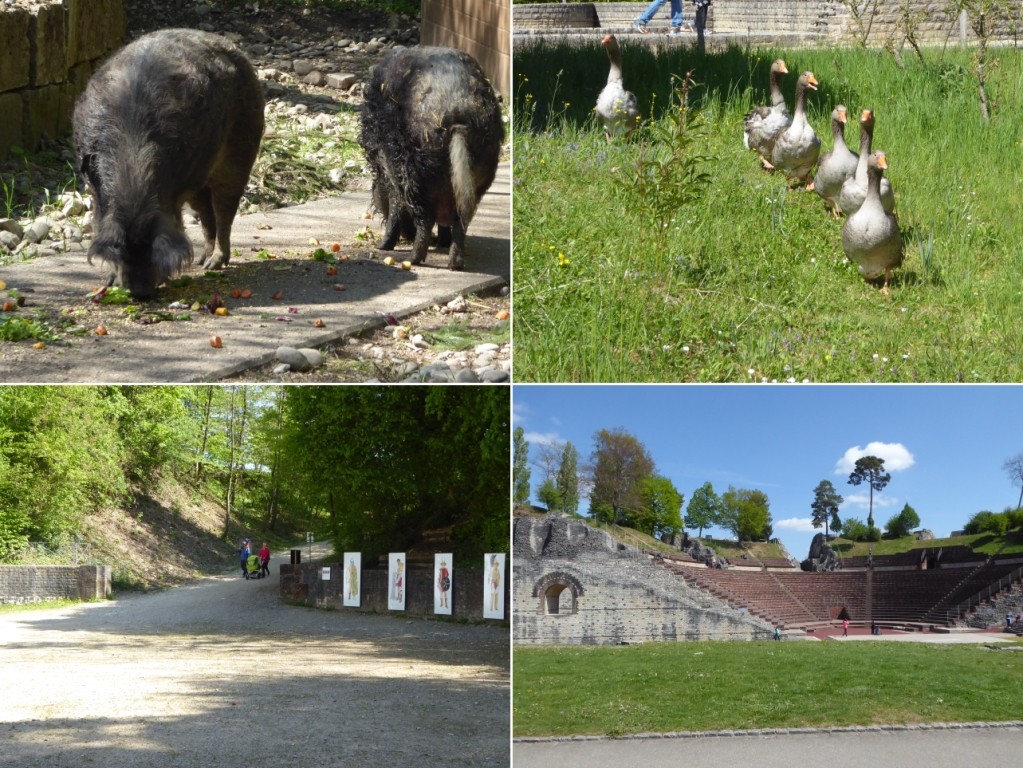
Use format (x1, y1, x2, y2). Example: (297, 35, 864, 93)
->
(514, 514, 1023, 644)
(513, 1, 1019, 47)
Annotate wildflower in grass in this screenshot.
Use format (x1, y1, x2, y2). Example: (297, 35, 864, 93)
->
(557, 252, 570, 267)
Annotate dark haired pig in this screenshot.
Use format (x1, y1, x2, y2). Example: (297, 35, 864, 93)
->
(360, 46, 503, 271)
(74, 28, 264, 299)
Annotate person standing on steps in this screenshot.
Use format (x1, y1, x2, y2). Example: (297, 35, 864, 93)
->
(633, 0, 692, 36)
(693, 0, 712, 37)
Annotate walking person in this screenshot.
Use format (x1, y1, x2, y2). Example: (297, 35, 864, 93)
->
(238, 538, 251, 578)
(693, 0, 712, 36)
(632, 0, 691, 36)
(258, 542, 271, 578)
(842, 618, 850, 637)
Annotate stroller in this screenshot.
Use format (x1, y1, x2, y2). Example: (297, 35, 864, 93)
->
(245, 553, 263, 579)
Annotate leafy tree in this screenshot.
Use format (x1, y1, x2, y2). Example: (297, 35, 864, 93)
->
(885, 502, 921, 538)
(513, 427, 531, 506)
(536, 478, 558, 511)
(842, 517, 869, 541)
(720, 486, 772, 542)
(634, 475, 683, 539)
(1002, 450, 1023, 510)
(588, 427, 655, 527)
(685, 481, 723, 537)
(847, 455, 890, 530)
(810, 479, 843, 539)
(555, 441, 580, 515)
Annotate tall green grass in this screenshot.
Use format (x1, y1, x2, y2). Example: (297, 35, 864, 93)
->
(514, 640, 1023, 737)
(513, 42, 1023, 381)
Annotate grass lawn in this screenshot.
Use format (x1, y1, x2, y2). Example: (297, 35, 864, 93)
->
(513, 640, 1023, 737)
(512, 42, 1023, 381)
(831, 530, 1023, 557)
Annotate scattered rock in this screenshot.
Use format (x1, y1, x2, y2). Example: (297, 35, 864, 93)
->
(24, 218, 52, 245)
(275, 346, 325, 371)
(0, 219, 25, 240)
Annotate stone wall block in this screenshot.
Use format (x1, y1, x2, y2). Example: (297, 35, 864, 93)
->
(67, 0, 126, 67)
(0, 92, 25, 157)
(0, 8, 32, 91)
(31, 3, 66, 86)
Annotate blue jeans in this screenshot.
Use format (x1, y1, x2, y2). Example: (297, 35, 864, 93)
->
(638, 0, 685, 28)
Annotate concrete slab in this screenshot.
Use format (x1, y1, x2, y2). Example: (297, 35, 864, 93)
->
(0, 162, 510, 383)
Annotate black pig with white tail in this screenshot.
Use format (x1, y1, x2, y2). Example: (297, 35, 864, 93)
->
(74, 29, 264, 299)
(360, 46, 503, 270)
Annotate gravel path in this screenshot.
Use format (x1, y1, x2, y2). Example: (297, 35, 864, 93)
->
(0, 549, 510, 767)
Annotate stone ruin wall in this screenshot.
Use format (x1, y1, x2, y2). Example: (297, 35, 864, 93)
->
(0, 563, 112, 604)
(514, 514, 773, 645)
(517, 1, 1023, 47)
(0, 0, 126, 159)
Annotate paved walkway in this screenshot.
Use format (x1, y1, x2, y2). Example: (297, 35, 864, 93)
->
(514, 725, 1023, 767)
(0, 162, 509, 382)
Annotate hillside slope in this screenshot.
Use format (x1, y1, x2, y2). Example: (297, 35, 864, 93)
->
(33, 473, 251, 590)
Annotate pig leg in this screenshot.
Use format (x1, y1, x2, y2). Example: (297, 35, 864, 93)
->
(447, 215, 466, 271)
(379, 202, 403, 251)
(190, 187, 219, 267)
(203, 184, 245, 270)
(411, 214, 435, 265)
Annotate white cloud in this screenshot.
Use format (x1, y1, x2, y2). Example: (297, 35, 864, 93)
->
(774, 517, 818, 533)
(841, 492, 900, 512)
(524, 431, 565, 448)
(834, 442, 915, 475)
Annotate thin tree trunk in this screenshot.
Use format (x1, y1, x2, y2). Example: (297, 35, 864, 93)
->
(194, 385, 214, 479)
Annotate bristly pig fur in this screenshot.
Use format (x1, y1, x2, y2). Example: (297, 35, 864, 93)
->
(74, 29, 264, 299)
(360, 46, 503, 271)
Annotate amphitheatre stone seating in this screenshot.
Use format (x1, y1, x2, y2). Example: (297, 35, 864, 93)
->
(654, 550, 1023, 630)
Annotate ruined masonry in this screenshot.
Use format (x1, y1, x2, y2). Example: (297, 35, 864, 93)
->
(514, 514, 772, 645)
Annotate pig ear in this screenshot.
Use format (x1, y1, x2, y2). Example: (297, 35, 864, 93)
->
(87, 217, 125, 265)
(151, 220, 194, 280)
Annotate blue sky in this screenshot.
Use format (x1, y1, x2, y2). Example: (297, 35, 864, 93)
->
(514, 385, 1023, 562)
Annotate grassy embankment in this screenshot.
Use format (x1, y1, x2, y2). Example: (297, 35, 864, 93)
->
(513, 42, 1023, 381)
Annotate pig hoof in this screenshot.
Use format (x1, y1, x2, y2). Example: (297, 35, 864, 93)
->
(201, 253, 230, 270)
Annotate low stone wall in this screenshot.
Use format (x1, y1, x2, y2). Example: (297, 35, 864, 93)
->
(0, 0, 126, 158)
(280, 563, 509, 623)
(514, 514, 772, 645)
(0, 564, 113, 604)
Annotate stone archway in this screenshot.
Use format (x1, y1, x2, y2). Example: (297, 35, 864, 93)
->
(532, 571, 584, 616)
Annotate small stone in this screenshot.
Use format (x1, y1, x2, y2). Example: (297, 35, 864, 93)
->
(479, 369, 510, 383)
(293, 59, 315, 76)
(276, 346, 313, 371)
(0, 219, 24, 240)
(24, 218, 52, 244)
(273, 363, 291, 375)
(302, 71, 326, 87)
(455, 368, 479, 383)
(326, 72, 358, 90)
(0, 231, 20, 251)
(446, 296, 468, 312)
(297, 348, 324, 369)
(411, 333, 430, 349)
(474, 342, 500, 355)
(249, 43, 269, 56)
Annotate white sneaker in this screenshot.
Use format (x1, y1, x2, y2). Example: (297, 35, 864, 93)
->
(632, 18, 649, 34)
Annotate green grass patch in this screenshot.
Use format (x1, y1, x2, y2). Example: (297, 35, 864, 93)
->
(831, 530, 1023, 558)
(513, 42, 1023, 381)
(514, 640, 1023, 737)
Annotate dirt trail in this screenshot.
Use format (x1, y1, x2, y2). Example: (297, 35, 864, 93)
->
(0, 548, 510, 767)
